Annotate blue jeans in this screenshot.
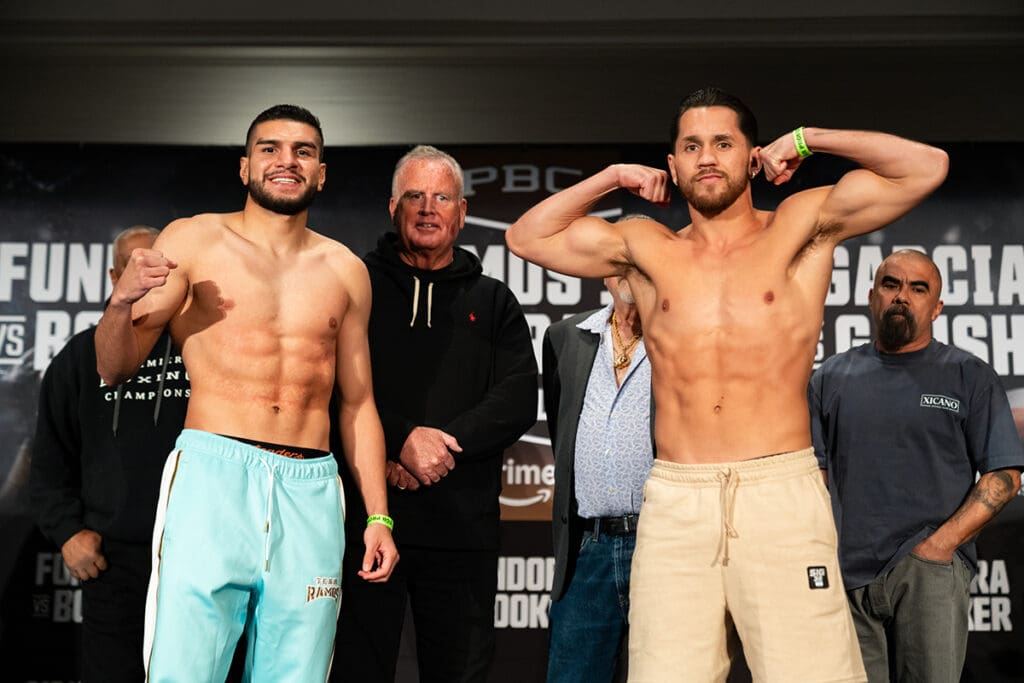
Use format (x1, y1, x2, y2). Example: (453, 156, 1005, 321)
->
(547, 527, 635, 683)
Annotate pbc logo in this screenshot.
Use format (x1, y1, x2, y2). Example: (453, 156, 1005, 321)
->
(305, 576, 340, 604)
(920, 394, 960, 413)
(807, 566, 829, 590)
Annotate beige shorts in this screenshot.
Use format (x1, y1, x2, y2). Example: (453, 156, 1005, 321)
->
(628, 448, 865, 683)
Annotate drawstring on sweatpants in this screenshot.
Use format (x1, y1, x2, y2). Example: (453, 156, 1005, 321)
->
(713, 468, 740, 567)
(259, 457, 278, 571)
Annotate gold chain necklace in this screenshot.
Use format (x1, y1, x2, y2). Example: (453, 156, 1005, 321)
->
(611, 311, 642, 369)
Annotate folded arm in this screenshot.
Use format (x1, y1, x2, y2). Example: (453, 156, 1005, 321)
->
(442, 290, 538, 461)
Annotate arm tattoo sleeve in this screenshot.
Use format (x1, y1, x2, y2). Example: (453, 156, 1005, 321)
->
(967, 470, 1017, 516)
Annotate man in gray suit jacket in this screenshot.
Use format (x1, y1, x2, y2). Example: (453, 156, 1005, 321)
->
(542, 275, 654, 683)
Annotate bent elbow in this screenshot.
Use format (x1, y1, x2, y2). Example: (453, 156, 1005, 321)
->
(504, 223, 527, 258)
(924, 146, 950, 192)
(96, 362, 129, 388)
(505, 221, 547, 263)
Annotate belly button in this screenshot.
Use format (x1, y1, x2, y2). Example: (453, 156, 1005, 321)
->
(272, 405, 281, 414)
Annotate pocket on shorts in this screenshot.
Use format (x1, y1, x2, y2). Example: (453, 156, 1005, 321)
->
(804, 470, 839, 546)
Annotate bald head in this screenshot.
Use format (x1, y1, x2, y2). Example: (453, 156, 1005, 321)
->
(869, 249, 944, 353)
(874, 250, 942, 291)
(110, 225, 159, 285)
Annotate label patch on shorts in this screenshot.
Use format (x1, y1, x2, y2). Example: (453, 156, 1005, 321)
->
(305, 576, 341, 603)
(807, 566, 829, 589)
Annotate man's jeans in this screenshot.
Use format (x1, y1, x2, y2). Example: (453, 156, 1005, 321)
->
(547, 526, 636, 683)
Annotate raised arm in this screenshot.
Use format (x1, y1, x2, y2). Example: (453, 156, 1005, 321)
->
(95, 224, 186, 386)
(335, 259, 397, 582)
(760, 127, 949, 243)
(505, 164, 672, 277)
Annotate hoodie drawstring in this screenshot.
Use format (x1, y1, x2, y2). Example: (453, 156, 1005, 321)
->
(112, 385, 123, 436)
(408, 277, 434, 329)
(111, 335, 174, 435)
(409, 276, 420, 327)
(425, 281, 434, 328)
(153, 336, 172, 426)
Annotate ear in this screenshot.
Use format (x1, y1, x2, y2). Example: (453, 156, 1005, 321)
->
(749, 146, 762, 178)
(239, 156, 249, 186)
(458, 197, 468, 230)
(317, 162, 326, 191)
(108, 267, 118, 287)
(388, 196, 398, 219)
(931, 299, 944, 321)
(666, 153, 678, 185)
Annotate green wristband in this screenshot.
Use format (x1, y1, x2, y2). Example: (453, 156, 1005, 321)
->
(793, 127, 812, 159)
(367, 514, 394, 531)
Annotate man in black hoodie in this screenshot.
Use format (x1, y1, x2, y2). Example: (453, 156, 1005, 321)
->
(30, 225, 190, 683)
(333, 145, 538, 682)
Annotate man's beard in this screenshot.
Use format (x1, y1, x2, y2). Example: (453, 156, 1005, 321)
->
(877, 305, 917, 351)
(680, 170, 748, 218)
(248, 177, 319, 216)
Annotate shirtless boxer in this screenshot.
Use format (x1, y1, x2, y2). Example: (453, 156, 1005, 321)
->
(506, 87, 948, 682)
(95, 104, 397, 682)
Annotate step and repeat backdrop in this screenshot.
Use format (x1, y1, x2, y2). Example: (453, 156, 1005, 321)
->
(0, 142, 1021, 682)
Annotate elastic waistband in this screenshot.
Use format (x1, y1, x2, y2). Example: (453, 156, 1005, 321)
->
(174, 429, 338, 480)
(649, 448, 817, 485)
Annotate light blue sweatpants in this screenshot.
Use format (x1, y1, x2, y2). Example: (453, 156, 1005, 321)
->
(144, 429, 345, 682)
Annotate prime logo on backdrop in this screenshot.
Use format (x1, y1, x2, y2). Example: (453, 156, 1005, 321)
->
(454, 154, 622, 523)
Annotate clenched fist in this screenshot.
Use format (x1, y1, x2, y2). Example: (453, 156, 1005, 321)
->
(613, 164, 672, 208)
(112, 248, 178, 306)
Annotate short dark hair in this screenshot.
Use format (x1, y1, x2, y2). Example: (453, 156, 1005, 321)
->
(245, 104, 325, 161)
(670, 87, 758, 151)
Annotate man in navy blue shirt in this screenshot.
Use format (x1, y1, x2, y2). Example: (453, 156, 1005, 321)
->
(810, 249, 1024, 682)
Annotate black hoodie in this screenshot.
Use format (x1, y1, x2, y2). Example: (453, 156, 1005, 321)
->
(340, 232, 537, 550)
(30, 328, 189, 548)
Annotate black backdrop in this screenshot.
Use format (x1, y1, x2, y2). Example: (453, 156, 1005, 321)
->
(0, 142, 1021, 682)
